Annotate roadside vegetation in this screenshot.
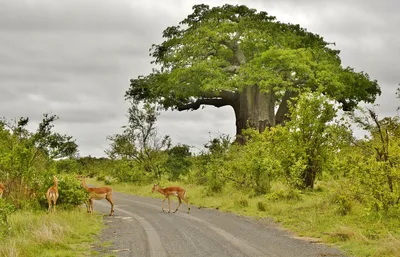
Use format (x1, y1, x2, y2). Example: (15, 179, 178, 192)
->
(1, 4, 399, 257)
(0, 210, 102, 257)
(0, 115, 102, 256)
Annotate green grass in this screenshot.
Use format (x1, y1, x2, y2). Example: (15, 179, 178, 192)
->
(91, 178, 400, 257)
(0, 209, 103, 257)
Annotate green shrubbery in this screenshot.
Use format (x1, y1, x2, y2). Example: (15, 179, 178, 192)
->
(39, 174, 88, 210)
(0, 115, 86, 228)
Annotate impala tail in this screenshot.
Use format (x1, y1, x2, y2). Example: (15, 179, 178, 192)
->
(48, 191, 57, 200)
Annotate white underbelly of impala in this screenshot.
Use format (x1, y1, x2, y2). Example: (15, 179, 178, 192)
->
(91, 193, 106, 200)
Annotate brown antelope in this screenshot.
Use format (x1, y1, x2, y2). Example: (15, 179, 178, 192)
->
(45, 176, 59, 212)
(152, 184, 190, 214)
(0, 183, 5, 198)
(78, 177, 114, 216)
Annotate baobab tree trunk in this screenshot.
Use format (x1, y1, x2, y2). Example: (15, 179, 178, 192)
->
(176, 86, 296, 144)
(233, 85, 275, 144)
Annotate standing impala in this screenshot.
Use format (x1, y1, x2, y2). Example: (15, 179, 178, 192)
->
(78, 176, 115, 216)
(152, 184, 190, 214)
(45, 176, 59, 212)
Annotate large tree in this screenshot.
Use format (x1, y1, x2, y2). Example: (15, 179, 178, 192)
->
(126, 4, 380, 142)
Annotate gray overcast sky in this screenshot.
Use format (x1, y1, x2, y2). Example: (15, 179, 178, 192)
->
(0, 0, 399, 157)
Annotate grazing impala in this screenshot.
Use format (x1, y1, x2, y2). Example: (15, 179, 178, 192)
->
(78, 176, 115, 216)
(45, 176, 59, 212)
(0, 183, 5, 198)
(152, 184, 190, 214)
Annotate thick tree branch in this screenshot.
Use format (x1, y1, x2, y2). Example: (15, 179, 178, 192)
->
(223, 65, 240, 73)
(177, 98, 233, 111)
(219, 90, 238, 100)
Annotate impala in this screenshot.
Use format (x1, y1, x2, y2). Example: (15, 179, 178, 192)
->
(152, 184, 190, 214)
(78, 176, 115, 216)
(45, 176, 59, 212)
(0, 183, 5, 198)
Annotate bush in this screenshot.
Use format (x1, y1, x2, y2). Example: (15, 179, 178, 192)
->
(329, 193, 353, 216)
(104, 176, 118, 185)
(234, 197, 249, 208)
(266, 189, 302, 202)
(96, 174, 106, 181)
(205, 180, 223, 195)
(39, 174, 88, 210)
(257, 201, 267, 212)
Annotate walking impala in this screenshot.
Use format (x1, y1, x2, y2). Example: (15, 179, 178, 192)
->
(78, 176, 115, 216)
(152, 184, 190, 214)
(45, 176, 59, 212)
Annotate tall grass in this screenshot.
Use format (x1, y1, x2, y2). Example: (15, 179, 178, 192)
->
(0, 209, 103, 257)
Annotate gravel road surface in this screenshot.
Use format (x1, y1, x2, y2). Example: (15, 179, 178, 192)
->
(92, 191, 346, 257)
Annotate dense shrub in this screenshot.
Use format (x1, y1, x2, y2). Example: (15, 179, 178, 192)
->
(39, 174, 88, 210)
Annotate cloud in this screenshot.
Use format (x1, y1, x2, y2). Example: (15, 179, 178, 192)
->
(0, 0, 398, 157)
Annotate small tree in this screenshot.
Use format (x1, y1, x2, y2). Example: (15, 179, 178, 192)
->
(349, 108, 400, 210)
(106, 102, 171, 179)
(165, 144, 192, 181)
(278, 90, 346, 189)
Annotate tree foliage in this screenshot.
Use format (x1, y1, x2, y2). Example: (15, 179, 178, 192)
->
(106, 103, 170, 161)
(0, 114, 81, 213)
(0, 114, 78, 187)
(106, 102, 171, 180)
(165, 144, 192, 181)
(126, 4, 380, 136)
(280, 91, 349, 188)
(348, 108, 400, 210)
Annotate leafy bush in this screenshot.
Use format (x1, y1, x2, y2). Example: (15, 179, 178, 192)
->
(108, 160, 155, 184)
(39, 174, 88, 210)
(334, 195, 353, 216)
(205, 180, 224, 195)
(165, 144, 192, 181)
(234, 197, 249, 208)
(104, 176, 118, 185)
(257, 201, 267, 212)
(266, 189, 302, 202)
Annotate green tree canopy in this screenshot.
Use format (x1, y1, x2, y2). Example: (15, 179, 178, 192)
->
(126, 4, 380, 141)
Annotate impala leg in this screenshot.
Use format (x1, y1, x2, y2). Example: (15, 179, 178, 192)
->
(174, 197, 182, 213)
(181, 197, 190, 213)
(47, 195, 53, 213)
(185, 198, 190, 213)
(106, 193, 115, 216)
(89, 199, 94, 214)
(84, 201, 90, 213)
(168, 197, 171, 213)
(162, 198, 166, 212)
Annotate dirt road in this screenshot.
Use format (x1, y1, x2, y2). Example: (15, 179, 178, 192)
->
(92, 191, 345, 257)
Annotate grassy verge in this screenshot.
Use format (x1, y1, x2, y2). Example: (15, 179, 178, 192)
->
(0, 209, 103, 257)
(90, 178, 400, 257)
